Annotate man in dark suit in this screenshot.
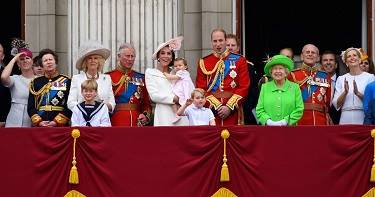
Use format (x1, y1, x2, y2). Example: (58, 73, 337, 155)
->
(0, 43, 11, 127)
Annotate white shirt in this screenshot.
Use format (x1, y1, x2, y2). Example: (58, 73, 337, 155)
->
(184, 104, 215, 126)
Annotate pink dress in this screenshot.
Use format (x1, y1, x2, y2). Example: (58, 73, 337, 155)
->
(172, 70, 195, 106)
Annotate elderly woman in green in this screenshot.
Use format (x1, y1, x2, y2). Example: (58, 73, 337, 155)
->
(256, 55, 304, 126)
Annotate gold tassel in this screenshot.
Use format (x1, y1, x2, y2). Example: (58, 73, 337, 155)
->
(211, 187, 238, 197)
(64, 190, 87, 197)
(220, 129, 230, 182)
(371, 129, 375, 182)
(362, 187, 375, 197)
(69, 129, 80, 184)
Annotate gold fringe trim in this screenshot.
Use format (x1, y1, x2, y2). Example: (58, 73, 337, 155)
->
(220, 129, 230, 182)
(371, 129, 375, 182)
(211, 187, 237, 197)
(362, 187, 375, 197)
(69, 129, 80, 184)
(64, 190, 86, 197)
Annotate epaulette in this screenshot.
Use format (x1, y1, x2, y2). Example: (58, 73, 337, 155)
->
(105, 69, 116, 75)
(291, 68, 302, 72)
(31, 75, 44, 82)
(201, 53, 213, 59)
(60, 74, 71, 79)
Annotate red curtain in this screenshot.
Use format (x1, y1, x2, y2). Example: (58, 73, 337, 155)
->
(0, 126, 374, 197)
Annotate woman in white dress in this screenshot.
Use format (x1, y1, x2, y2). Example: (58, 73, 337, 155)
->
(1, 48, 35, 127)
(332, 47, 375, 124)
(67, 41, 115, 112)
(145, 36, 189, 126)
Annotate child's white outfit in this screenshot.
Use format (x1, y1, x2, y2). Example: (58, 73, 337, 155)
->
(172, 70, 195, 106)
(183, 104, 215, 126)
(71, 101, 111, 127)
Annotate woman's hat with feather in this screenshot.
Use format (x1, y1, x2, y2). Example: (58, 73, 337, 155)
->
(10, 38, 32, 58)
(152, 36, 183, 60)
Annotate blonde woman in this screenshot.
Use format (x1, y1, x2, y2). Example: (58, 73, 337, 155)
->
(67, 41, 115, 112)
(332, 47, 375, 124)
(1, 48, 34, 127)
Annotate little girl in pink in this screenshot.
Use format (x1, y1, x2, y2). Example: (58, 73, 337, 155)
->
(164, 57, 195, 122)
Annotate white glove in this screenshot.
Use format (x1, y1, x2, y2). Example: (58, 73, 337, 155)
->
(266, 119, 278, 126)
(274, 119, 288, 126)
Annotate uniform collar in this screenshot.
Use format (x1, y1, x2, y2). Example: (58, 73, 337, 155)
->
(44, 71, 59, 79)
(213, 49, 230, 59)
(116, 64, 133, 75)
(300, 63, 321, 73)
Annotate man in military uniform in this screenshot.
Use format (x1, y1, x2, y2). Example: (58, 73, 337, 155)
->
(28, 49, 71, 127)
(107, 43, 152, 126)
(288, 44, 332, 125)
(196, 28, 250, 126)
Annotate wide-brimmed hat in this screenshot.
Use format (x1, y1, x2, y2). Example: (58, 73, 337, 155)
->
(152, 36, 183, 60)
(75, 41, 111, 70)
(264, 55, 294, 76)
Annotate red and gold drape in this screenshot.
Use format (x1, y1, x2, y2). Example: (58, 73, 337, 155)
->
(0, 125, 374, 196)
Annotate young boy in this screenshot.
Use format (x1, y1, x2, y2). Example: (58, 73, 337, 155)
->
(176, 88, 215, 126)
(71, 79, 111, 127)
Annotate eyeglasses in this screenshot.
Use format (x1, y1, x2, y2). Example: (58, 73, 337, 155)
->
(362, 61, 369, 65)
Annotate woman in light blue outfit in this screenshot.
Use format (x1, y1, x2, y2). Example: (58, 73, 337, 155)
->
(1, 47, 35, 127)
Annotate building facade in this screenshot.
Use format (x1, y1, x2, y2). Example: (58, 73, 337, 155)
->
(24, 0, 374, 80)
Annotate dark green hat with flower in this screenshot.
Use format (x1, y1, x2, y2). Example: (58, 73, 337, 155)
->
(264, 55, 294, 76)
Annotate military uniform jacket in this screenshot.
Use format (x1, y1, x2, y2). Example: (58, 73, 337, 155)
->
(288, 64, 331, 125)
(108, 69, 152, 126)
(196, 50, 250, 125)
(27, 74, 72, 126)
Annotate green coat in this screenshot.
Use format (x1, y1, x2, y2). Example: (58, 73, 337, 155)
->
(256, 79, 304, 125)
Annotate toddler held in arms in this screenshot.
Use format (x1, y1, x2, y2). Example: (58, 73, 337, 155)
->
(163, 57, 195, 123)
(176, 88, 215, 126)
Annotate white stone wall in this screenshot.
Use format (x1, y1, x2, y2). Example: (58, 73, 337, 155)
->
(68, 0, 179, 75)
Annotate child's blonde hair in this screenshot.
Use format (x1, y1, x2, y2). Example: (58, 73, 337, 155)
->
(191, 88, 205, 98)
(81, 79, 98, 91)
(174, 57, 188, 70)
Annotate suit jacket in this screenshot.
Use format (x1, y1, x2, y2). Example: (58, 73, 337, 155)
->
(0, 65, 11, 122)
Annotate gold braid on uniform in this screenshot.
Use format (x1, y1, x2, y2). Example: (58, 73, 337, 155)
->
(54, 113, 70, 126)
(290, 71, 309, 87)
(29, 80, 52, 110)
(200, 59, 225, 92)
(226, 94, 243, 110)
(112, 75, 127, 95)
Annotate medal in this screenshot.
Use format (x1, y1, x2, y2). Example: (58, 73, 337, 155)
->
(229, 70, 237, 79)
(51, 97, 59, 105)
(57, 91, 64, 99)
(230, 81, 237, 88)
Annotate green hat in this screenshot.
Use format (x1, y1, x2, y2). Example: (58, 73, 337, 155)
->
(264, 55, 294, 76)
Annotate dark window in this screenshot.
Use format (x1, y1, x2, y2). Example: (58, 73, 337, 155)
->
(244, 0, 362, 74)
